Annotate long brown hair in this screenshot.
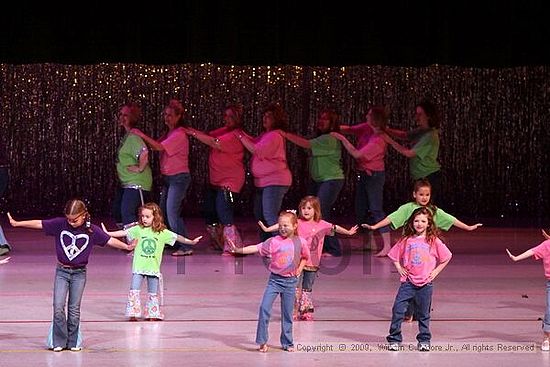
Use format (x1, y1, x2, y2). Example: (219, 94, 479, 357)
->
(139, 202, 167, 233)
(402, 207, 439, 245)
(298, 195, 322, 222)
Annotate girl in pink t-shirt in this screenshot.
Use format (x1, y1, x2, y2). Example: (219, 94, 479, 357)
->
(386, 207, 452, 352)
(507, 233, 550, 351)
(259, 196, 358, 321)
(229, 211, 310, 353)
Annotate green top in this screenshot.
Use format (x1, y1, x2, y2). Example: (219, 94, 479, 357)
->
(387, 202, 456, 231)
(116, 133, 153, 191)
(127, 226, 177, 276)
(410, 129, 440, 180)
(309, 134, 344, 182)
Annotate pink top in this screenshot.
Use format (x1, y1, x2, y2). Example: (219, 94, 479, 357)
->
(388, 235, 452, 287)
(532, 240, 550, 279)
(208, 127, 245, 193)
(160, 127, 189, 175)
(256, 235, 310, 277)
(250, 130, 292, 187)
(356, 134, 387, 174)
(347, 122, 374, 149)
(298, 219, 333, 268)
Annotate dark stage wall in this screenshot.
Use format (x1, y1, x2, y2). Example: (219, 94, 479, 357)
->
(0, 63, 548, 224)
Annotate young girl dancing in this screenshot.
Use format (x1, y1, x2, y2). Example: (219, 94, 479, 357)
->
(7, 199, 135, 352)
(259, 196, 358, 320)
(229, 210, 310, 352)
(102, 202, 201, 321)
(507, 235, 550, 351)
(364, 178, 480, 321)
(362, 178, 482, 256)
(386, 207, 452, 352)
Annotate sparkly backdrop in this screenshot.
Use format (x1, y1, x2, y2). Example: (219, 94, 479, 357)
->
(0, 63, 548, 224)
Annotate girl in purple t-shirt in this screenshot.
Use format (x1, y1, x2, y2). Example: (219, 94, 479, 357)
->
(8, 199, 134, 352)
(229, 211, 310, 353)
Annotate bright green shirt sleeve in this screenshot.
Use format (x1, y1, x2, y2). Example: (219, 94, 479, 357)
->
(386, 202, 456, 231)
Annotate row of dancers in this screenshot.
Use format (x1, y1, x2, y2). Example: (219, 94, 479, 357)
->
(2, 179, 549, 353)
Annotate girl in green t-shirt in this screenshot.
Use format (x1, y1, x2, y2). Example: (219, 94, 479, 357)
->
(103, 202, 202, 321)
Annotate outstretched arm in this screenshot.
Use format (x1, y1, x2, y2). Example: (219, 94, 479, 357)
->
(227, 238, 259, 255)
(0, 256, 10, 264)
(362, 217, 391, 231)
(453, 218, 483, 231)
(235, 131, 255, 153)
(187, 128, 222, 150)
(382, 133, 416, 158)
(131, 128, 165, 151)
(506, 248, 535, 262)
(384, 127, 409, 140)
(283, 132, 311, 149)
(330, 132, 362, 159)
(7, 212, 43, 229)
(101, 223, 127, 238)
(107, 237, 136, 251)
(175, 235, 203, 245)
(334, 224, 359, 236)
(542, 229, 550, 240)
(258, 221, 279, 233)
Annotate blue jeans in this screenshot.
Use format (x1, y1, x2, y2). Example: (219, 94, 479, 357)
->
(387, 281, 433, 344)
(203, 186, 237, 225)
(160, 173, 191, 251)
(112, 187, 151, 226)
(355, 171, 389, 234)
(544, 280, 550, 333)
(130, 273, 159, 294)
(254, 185, 289, 242)
(309, 179, 344, 256)
(298, 270, 317, 292)
(256, 273, 298, 349)
(52, 266, 87, 349)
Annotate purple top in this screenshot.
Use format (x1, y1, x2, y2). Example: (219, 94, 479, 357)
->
(42, 217, 110, 267)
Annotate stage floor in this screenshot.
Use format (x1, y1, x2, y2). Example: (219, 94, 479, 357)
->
(1, 217, 549, 366)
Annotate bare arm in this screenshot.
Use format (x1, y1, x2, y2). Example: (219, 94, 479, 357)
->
(384, 127, 409, 140)
(107, 237, 136, 251)
(428, 258, 451, 281)
(7, 212, 43, 229)
(393, 261, 408, 277)
(258, 221, 279, 233)
(284, 132, 311, 149)
(175, 235, 203, 245)
(452, 219, 483, 231)
(101, 223, 127, 238)
(382, 133, 416, 158)
(296, 258, 307, 275)
(131, 128, 165, 151)
(542, 229, 550, 240)
(127, 148, 150, 173)
(330, 132, 362, 159)
(506, 248, 535, 262)
(187, 128, 222, 150)
(0, 257, 10, 264)
(334, 224, 359, 236)
(362, 217, 391, 231)
(236, 131, 255, 154)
